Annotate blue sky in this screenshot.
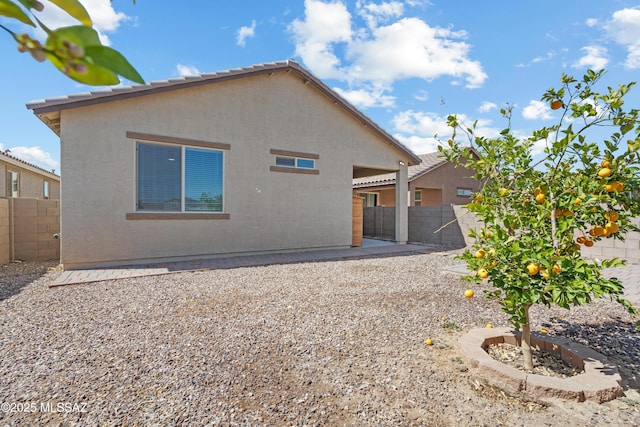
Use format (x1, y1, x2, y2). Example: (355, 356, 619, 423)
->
(2, 0, 640, 172)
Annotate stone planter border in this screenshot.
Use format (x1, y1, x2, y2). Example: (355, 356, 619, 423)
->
(458, 327, 623, 403)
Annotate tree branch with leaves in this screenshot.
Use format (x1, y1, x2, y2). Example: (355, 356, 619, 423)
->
(1, 0, 143, 85)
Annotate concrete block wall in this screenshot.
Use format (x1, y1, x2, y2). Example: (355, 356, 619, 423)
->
(0, 199, 9, 265)
(578, 216, 640, 264)
(5, 198, 60, 263)
(363, 206, 395, 240)
(408, 205, 466, 247)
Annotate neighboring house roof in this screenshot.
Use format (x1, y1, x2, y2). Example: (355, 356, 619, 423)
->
(27, 60, 421, 166)
(0, 150, 60, 180)
(353, 151, 447, 188)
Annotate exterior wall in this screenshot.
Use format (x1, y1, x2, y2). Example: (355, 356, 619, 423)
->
(2, 198, 60, 263)
(60, 72, 411, 268)
(354, 160, 479, 207)
(410, 161, 479, 206)
(0, 159, 60, 199)
(0, 199, 8, 265)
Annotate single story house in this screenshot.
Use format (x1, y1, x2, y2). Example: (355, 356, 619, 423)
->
(353, 150, 481, 206)
(27, 60, 421, 269)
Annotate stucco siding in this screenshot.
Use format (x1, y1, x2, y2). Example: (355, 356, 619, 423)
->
(59, 72, 408, 268)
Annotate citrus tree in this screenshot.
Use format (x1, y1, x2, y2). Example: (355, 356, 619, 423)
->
(0, 0, 143, 85)
(440, 69, 640, 370)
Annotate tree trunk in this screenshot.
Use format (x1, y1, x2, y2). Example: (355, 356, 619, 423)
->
(521, 304, 533, 370)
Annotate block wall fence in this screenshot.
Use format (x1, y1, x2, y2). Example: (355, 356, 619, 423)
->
(363, 205, 640, 264)
(0, 198, 60, 264)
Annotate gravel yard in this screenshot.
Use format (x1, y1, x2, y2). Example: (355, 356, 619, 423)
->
(1, 252, 639, 426)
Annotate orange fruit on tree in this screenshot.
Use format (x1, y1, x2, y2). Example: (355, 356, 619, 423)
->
(464, 289, 475, 298)
(605, 211, 619, 222)
(552, 264, 562, 274)
(576, 236, 587, 244)
(475, 249, 486, 259)
(550, 100, 563, 110)
(598, 167, 612, 178)
(477, 269, 489, 279)
(605, 222, 619, 234)
(535, 193, 546, 203)
(584, 239, 594, 247)
(601, 159, 611, 168)
(541, 270, 551, 279)
(590, 225, 605, 236)
(615, 181, 624, 192)
(526, 262, 540, 275)
(572, 197, 582, 205)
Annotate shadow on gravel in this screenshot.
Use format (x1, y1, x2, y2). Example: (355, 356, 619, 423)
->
(0, 261, 56, 301)
(548, 317, 640, 390)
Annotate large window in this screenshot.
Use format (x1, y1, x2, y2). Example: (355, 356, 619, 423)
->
(136, 142, 223, 212)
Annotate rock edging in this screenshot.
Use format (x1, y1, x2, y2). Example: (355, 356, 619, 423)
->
(458, 327, 623, 403)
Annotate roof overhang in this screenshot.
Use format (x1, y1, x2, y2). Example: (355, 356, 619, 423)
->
(27, 60, 421, 166)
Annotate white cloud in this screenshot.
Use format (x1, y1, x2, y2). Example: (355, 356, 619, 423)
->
(391, 110, 499, 154)
(236, 20, 257, 47)
(604, 7, 640, 69)
(572, 45, 608, 70)
(585, 18, 598, 27)
(289, 0, 486, 107)
(478, 101, 497, 113)
(334, 86, 395, 108)
(289, 0, 353, 79)
(522, 100, 552, 120)
(357, 0, 404, 27)
(176, 64, 201, 76)
(5, 146, 59, 171)
(34, 0, 129, 45)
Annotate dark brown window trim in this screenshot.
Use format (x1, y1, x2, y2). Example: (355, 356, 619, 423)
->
(126, 213, 230, 220)
(127, 131, 231, 151)
(270, 148, 319, 159)
(269, 166, 319, 175)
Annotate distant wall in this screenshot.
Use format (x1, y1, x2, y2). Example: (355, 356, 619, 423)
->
(1, 198, 60, 264)
(0, 199, 8, 265)
(363, 205, 640, 264)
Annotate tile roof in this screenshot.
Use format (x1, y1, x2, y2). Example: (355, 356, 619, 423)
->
(27, 60, 421, 165)
(0, 150, 59, 179)
(353, 151, 447, 188)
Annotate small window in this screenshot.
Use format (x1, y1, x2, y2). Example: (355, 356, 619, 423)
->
(356, 192, 377, 207)
(414, 190, 422, 206)
(275, 156, 315, 170)
(296, 158, 315, 169)
(43, 181, 50, 199)
(7, 171, 18, 198)
(275, 157, 295, 167)
(457, 188, 472, 197)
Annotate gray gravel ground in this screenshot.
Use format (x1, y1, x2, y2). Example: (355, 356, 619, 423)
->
(0, 252, 639, 426)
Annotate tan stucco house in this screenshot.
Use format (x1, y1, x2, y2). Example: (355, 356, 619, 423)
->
(27, 60, 420, 269)
(0, 151, 60, 265)
(353, 151, 481, 207)
(1, 151, 60, 199)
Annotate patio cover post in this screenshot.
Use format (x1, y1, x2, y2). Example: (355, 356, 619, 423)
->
(395, 163, 408, 243)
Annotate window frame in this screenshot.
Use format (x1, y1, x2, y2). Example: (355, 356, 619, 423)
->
(7, 170, 19, 198)
(457, 187, 473, 197)
(43, 180, 50, 199)
(414, 189, 422, 206)
(270, 148, 319, 175)
(135, 141, 225, 213)
(126, 131, 231, 220)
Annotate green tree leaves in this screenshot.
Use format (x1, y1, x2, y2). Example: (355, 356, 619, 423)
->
(1, 0, 143, 85)
(442, 69, 640, 366)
